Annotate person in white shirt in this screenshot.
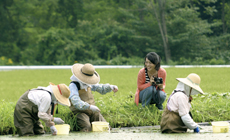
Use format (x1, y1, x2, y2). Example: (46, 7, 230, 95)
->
(14, 82, 70, 136)
(160, 73, 204, 133)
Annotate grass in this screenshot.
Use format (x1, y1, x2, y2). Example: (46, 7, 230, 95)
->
(0, 67, 230, 135)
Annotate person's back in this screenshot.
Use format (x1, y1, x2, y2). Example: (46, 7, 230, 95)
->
(160, 73, 203, 133)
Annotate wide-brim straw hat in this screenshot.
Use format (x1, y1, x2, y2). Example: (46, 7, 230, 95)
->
(49, 82, 71, 106)
(176, 73, 204, 94)
(71, 63, 100, 85)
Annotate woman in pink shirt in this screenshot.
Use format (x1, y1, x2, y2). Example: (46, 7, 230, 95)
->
(135, 52, 166, 110)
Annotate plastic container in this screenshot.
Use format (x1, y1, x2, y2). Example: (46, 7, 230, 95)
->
(212, 121, 229, 133)
(92, 121, 109, 132)
(55, 124, 70, 135)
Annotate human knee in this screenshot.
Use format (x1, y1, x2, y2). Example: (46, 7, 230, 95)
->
(80, 125, 92, 132)
(159, 91, 166, 103)
(78, 120, 92, 132)
(145, 86, 156, 96)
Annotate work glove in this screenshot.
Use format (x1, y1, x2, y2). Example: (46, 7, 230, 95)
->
(53, 117, 64, 124)
(50, 125, 57, 135)
(89, 105, 100, 112)
(194, 127, 200, 133)
(110, 85, 118, 93)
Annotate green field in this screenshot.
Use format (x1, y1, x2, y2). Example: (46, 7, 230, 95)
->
(1, 67, 230, 102)
(1, 67, 230, 135)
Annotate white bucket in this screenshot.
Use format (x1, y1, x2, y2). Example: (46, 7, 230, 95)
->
(212, 122, 229, 133)
(55, 124, 70, 135)
(92, 121, 110, 132)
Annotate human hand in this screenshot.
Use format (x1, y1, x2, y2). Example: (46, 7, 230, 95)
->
(89, 105, 100, 112)
(194, 127, 200, 133)
(150, 76, 155, 85)
(50, 125, 57, 135)
(157, 84, 163, 89)
(110, 85, 118, 93)
(53, 117, 64, 124)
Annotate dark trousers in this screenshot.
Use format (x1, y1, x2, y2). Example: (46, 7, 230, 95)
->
(75, 111, 106, 132)
(14, 90, 45, 136)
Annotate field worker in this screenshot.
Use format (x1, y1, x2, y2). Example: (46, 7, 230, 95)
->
(160, 73, 203, 133)
(135, 52, 167, 110)
(14, 83, 71, 136)
(69, 63, 118, 132)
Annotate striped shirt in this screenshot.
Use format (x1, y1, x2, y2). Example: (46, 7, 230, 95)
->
(135, 67, 167, 106)
(145, 68, 150, 83)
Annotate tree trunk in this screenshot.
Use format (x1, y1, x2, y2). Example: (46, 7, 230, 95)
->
(222, 0, 227, 34)
(150, 0, 171, 63)
(159, 0, 171, 63)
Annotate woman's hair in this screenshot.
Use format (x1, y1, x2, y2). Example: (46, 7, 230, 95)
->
(144, 52, 161, 71)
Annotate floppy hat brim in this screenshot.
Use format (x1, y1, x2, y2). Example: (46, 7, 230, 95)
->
(71, 63, 100, 85)
(176, 78, 204, 94)
(50, 83, 71, 106)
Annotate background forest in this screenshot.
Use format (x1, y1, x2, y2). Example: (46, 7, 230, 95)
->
(0, 0, 230, 65)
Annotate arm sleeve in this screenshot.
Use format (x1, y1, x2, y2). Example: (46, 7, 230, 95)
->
(137, 69, 151, 91)
(69, 82, 90, 110)
(91, 83, 112, 94)
(162, 68, 166, 89)
(38, 107, 55, 127)
(181, 114, 198, 130)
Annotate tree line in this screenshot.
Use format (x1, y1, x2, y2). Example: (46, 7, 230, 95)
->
(0, 0, 229, 65)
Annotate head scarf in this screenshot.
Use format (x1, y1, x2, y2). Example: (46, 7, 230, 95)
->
(175, 82, 201, 97)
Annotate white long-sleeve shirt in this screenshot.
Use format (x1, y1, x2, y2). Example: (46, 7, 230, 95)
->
(28, 86, 55, 127)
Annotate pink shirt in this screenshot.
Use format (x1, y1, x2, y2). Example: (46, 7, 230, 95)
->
(135, 67, 166, 106)
(167, 92, 191, 116)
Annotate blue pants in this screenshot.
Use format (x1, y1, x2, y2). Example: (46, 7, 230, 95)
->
(139, 86, 166, 109)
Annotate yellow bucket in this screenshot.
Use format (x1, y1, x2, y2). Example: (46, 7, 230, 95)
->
(55, 124, 70, 135)
(212, 122, 229, 133)
(92, 121, 109, 132)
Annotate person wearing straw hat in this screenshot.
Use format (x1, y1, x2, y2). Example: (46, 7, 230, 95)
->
(160, 73, 203, 133)
(69, 63, 118, 132)
(14, 82, 71, 136)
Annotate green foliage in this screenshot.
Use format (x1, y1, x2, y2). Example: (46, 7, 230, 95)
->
(108, 55, 144, 65)
(0, 100, 16, 135)
(36, 28, 79, 65)
(209, 58, 225, 65)
(96, 92, 162, 127)
(0, 0, 230, 65)
(0, 56, 13, 65)
(192, 92, 230, 122)
(175, 57, 226, 65)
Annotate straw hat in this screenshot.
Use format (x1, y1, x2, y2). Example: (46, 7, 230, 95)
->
(176, 73, 204, 94)
(71, 63, 100, 85)
(49, 82, 71, 106)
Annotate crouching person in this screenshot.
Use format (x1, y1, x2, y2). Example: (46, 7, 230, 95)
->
(14, 82, 71, 136)
(160, 73, 203, 133)
(69, 63, 118, 132)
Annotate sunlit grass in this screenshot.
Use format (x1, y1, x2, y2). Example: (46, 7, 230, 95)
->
(0, 67, 230, 135)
